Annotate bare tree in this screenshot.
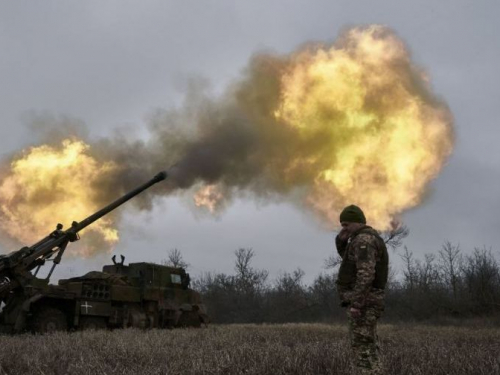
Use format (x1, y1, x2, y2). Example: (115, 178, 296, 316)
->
(462, 247, 500, 311)
(438, 241, 462, 301)
(162, 248, 189, 269)
(400, 246, 417, 291)
(275, 268, 305, 294)
(386, 265, 398, 289)
(234, 248, 268, 293)
(234, 248, 254, 278)
(417, 254, 439, 291)
(324, 254, 342, 270)
(382, 224, 410, 250)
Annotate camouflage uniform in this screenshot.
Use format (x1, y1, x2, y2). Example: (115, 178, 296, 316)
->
(336, 226, 388, 374)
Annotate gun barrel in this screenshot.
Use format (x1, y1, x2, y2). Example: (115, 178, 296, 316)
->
(70, 171, 167, 233)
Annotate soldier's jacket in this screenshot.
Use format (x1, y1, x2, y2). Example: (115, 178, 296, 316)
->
(336, 226, 388, 310)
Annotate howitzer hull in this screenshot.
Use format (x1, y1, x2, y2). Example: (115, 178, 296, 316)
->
(0, 261, 208, 333)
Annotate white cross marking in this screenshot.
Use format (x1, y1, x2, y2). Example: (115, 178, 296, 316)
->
(81, 301, 93, 314)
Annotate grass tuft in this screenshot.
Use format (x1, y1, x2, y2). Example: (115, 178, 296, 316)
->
(0, 323, 498, 374)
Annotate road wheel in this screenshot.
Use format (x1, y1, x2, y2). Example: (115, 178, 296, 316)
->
(31, 307, 68, 333)
(159, 309, 177, 329)
(79, 316, 107, 331)
(176, 311, 202, 328)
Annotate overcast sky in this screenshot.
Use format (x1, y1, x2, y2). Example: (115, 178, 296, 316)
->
(1, 0, 499, 283)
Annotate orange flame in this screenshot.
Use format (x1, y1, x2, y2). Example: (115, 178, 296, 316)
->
(193, 185, 225, 213)
(0, 139, 118, 257)
(275, 26, 453, 229)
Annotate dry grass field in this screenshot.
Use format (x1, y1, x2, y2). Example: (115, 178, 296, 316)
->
(0, 323, 499, 375)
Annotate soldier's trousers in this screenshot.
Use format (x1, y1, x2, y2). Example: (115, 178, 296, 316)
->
(347, 307, 383, 374)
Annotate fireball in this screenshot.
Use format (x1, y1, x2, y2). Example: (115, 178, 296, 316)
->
(274, 25, 453, 229)
(0, 139, 118, 256)
(194, 185, 225, 213)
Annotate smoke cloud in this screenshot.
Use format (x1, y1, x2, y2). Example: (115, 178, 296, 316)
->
(0, 25, 454, 254)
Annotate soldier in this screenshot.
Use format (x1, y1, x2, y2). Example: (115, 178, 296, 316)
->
(335, 205, 388, 374)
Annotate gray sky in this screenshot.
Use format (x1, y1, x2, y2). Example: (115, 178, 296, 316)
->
(1, 0, 499, 283)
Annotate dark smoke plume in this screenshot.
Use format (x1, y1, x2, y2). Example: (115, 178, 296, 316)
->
(0, 25, 454, 252)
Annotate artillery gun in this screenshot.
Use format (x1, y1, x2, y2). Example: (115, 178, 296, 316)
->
(0, 171, 208, 333)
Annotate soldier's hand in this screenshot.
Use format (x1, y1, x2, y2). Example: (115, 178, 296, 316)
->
(337, 228, 350, 242)
(349, 307, 362, 318)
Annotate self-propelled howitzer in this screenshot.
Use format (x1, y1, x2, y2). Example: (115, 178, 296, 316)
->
(0, 171, 167, 332)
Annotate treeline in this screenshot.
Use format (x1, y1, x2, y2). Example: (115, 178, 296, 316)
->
(183, 241, 500, 324)
(388, 243, 500, 320)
